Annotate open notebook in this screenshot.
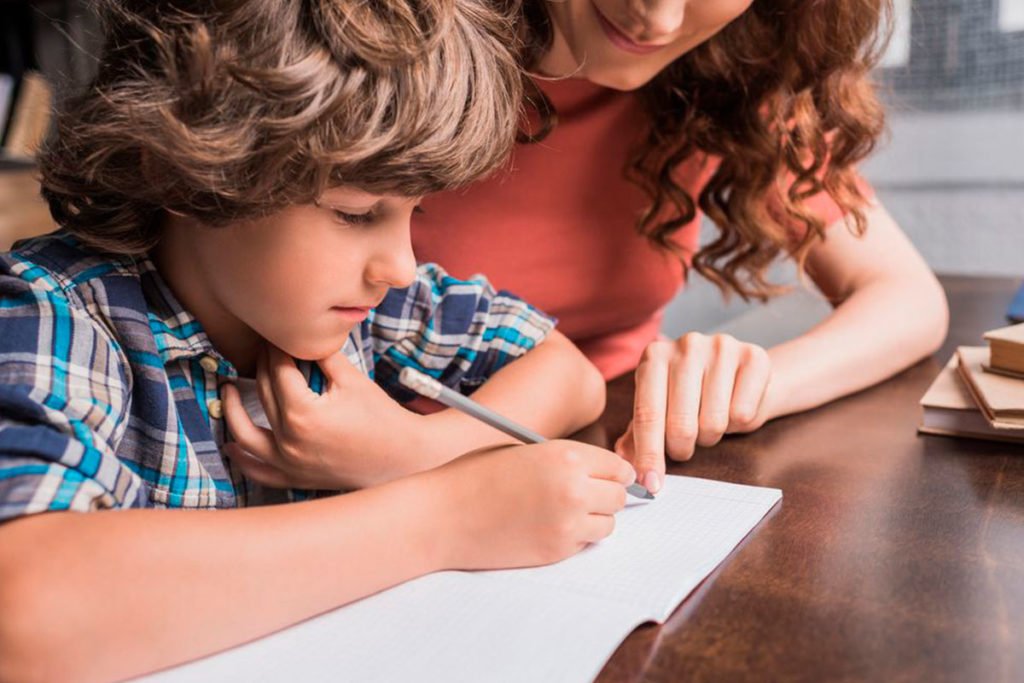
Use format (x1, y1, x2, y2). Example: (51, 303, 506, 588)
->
(144, 475, 781, 683)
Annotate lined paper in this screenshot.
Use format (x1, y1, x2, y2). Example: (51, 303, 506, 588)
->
(144, 475, 781, 683)
(484, 475, 782, 620)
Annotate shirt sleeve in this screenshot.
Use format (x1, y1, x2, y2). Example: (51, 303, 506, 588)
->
(0, 255, 142, 522)
(368, 262, 556, 399)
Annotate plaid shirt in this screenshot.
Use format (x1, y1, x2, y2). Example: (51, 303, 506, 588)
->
(0, 232, 554, 520)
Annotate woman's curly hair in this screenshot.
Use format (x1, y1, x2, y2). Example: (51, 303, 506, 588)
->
(39, 0, 523, 255)
(521, 0, 890, 299)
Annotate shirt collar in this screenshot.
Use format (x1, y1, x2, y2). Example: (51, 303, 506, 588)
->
(136, 256, 235, 375)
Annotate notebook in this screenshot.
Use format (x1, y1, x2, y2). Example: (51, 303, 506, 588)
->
(144, 475, 782, 683)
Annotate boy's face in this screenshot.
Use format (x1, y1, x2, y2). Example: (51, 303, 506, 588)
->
(182, 187, 420, 363)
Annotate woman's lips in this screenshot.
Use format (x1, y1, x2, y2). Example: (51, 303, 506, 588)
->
(592, 5, 669, 55)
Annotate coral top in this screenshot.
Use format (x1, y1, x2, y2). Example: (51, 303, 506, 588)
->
(414, 78, 856, 379)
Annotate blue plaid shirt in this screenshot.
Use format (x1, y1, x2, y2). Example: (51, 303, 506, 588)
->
(0, 232, 555, 520)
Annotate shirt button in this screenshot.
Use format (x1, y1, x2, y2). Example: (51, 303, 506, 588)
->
(199, 355, 219, 373)
(207, 399, 223, 420)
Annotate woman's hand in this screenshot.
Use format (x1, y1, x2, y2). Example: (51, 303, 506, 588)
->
(615, 333, 774, 494)
(221, 344, 425, 491)
(430, 440, 636, 569)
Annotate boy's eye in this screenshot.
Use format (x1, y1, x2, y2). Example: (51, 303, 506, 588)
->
(332, 209, 376, 226)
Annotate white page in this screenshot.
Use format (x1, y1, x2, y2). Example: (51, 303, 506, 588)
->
(483, 475, 781, 621)
(144, 571, 642, 683)
(144, 476, 780, 683)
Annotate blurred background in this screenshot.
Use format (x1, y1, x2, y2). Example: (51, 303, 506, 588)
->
(669, 0, 1024, 340)
(0, 0, 1021, 340)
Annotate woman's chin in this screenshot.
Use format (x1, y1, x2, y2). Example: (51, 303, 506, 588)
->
(581, 62, 662, 92)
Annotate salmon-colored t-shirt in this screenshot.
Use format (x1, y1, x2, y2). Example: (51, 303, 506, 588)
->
(414, 78, 858, 379)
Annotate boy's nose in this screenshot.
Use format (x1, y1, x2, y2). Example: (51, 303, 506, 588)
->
(366, 230, 417, 290)
(627, 0, 686, 39)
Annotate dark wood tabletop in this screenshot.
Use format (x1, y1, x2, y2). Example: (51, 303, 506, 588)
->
(591, 275, 1024, 683)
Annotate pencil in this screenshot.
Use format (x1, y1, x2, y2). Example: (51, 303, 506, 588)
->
(398, 366, 654, 500)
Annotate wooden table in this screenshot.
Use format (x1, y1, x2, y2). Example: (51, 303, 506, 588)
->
(2, 167, 1021, 679)
(592, 275, 1024, 683)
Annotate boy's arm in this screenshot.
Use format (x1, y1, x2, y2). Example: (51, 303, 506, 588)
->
(0, 441, 635, 683)
(0, 476, 442, 683)
(412, 329, 606, 452)
(223, 332, 606, 489)
(223, 266, 607, 490)
(368, 259, 598, 423)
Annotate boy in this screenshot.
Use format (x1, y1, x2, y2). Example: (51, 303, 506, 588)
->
(0, 2, 634, 681)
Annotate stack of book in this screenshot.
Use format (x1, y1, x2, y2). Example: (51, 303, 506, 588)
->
(919, 323, 1024, 444)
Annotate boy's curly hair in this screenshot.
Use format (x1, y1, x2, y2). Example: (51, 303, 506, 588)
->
(39, 0, 523, 255)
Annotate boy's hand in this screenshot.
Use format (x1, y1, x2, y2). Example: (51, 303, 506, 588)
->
(615, 334, 773, 495)
(221, 344, 423, 490)
(430, 440, 636, 570)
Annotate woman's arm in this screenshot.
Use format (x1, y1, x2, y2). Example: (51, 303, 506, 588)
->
(0, 440, 633, 683)
(220, 331, 606, 490)
(762, 201, 948, 415)
(617, 201, 948, 492)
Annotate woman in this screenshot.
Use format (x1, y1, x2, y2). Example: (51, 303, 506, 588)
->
(414, 0, 948, 493)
